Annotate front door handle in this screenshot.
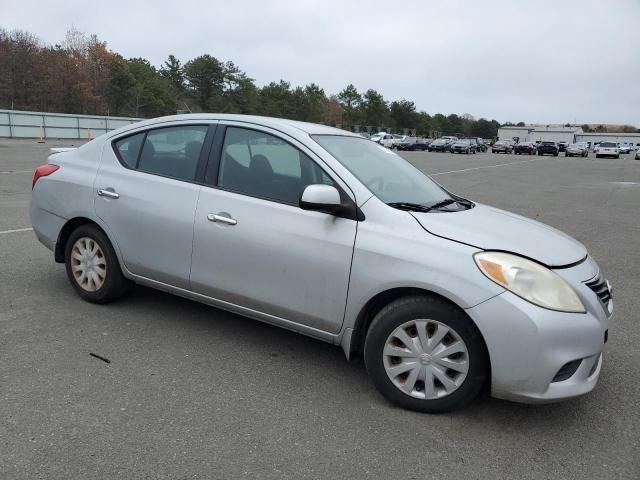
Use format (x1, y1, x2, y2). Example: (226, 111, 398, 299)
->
(207, 213, 237, 226)
(97, 188, 120, 199)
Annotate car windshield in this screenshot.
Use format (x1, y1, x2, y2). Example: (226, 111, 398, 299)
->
(313, 135, 451, 205)
(542, 142, 555, 145)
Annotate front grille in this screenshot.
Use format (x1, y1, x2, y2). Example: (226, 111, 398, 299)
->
(585, 273, 612, 306)
(552, 359, 582, 382)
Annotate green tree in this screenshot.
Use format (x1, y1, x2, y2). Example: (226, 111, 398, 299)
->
(361, 89, 388, 129)
(259, 80, 294, 118)
(127, 58, 175, 117)
(337, 84, 362, 128)
(106, 56, 135, 114)
(160, 54, 185, 94)
(389, 99, 419, 132)
(183, 54, 224, 110)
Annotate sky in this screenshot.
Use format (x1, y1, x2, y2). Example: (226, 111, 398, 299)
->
(1, 0, 639, 126)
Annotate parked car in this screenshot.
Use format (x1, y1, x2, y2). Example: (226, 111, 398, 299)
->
(491, 141, 513, 154)
(514, 142, 537, 155)
(565, 143, 589, 157)
(392, 135, 409, 149)
(30, 114, 612, 413)
(428, 139, 451, 152)
(557, 142, 568, 152)
(371, 132, 395, 148)
(537, 141, 559, 156)
(397, 138, 429, 151)
(451, 139, 477, 154)
(475, 138, 487, 152)
(618, 143, 633, 154)
(594, 142, 619, 158)
(502, 139, 517, 150)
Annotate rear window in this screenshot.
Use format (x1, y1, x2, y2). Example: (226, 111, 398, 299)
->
(542, 142, 555, 145)
(600, 142, 616, 147)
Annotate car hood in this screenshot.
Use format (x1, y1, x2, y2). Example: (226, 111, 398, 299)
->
(411, 203, 587, 267)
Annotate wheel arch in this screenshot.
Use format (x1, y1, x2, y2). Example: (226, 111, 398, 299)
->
(345, 287, 489, 361)
(55, 217, 122, 269)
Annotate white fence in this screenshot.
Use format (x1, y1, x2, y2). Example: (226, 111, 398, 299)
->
(0, 109, 142, 139)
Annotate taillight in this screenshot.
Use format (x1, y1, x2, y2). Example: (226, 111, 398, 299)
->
(32, 164, 59, 190)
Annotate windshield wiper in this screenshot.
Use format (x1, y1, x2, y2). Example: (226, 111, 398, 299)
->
(426, 198, 457, 210)
(388, 198, 470, 213)
(387, 202, 435, 212)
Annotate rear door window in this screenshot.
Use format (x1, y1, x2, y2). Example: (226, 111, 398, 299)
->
(114, 125, 209, 182)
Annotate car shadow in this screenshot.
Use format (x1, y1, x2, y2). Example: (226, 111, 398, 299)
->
(99, 283, 598, 427)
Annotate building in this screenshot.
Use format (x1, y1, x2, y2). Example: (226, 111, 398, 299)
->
(575, 132, 640, 147)
(498, 125, 583, 144)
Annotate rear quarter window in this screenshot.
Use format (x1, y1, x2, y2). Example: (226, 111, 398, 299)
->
(114, 132, 145, 168)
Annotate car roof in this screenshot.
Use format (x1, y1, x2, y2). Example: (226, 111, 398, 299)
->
(106, 113, 359, 139)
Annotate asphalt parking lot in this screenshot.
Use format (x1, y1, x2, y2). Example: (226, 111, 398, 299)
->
(1, 139, 639, 479)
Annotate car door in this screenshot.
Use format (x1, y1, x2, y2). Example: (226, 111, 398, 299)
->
(190, 124, 358, 334)
(95, 122, 215, 288)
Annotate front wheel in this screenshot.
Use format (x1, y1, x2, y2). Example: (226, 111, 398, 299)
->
(364, 295, 488, 413)
(64, 224, 131, 303)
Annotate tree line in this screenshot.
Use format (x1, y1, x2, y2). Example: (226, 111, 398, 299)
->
(1, 27, 507, 137)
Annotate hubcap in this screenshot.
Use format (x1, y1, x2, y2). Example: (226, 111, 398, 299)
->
(383, 319, 469, 400)
(71, 237, 106, 292)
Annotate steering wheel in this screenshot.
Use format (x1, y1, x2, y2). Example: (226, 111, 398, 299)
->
(366, 176, 385, 191)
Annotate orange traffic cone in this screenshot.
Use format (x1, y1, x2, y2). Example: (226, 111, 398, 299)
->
(87, 128, 93, 141)
(37, 125, 45, 143)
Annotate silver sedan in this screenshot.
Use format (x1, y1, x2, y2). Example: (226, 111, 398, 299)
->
(30, 114, 612, 412)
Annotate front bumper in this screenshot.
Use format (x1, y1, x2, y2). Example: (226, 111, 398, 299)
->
(466, 256, 611, 403)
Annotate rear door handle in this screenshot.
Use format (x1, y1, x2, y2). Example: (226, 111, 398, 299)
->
(97, 188, 120, 199)
(207, 213, 237, 226)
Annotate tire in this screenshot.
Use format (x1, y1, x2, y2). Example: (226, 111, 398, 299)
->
(553, 153, 558, 157)
(465, 149, 469, 155)
(616, 155, 620, 159)
(64, 224, 131, 304)
(364, 295, 489, 413)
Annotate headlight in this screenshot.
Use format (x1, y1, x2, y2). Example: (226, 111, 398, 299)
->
(474, 251, 585, 313)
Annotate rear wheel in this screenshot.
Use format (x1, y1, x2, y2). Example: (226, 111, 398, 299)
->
(64, 224, 131, 303)
(364, 295, 488, 413)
